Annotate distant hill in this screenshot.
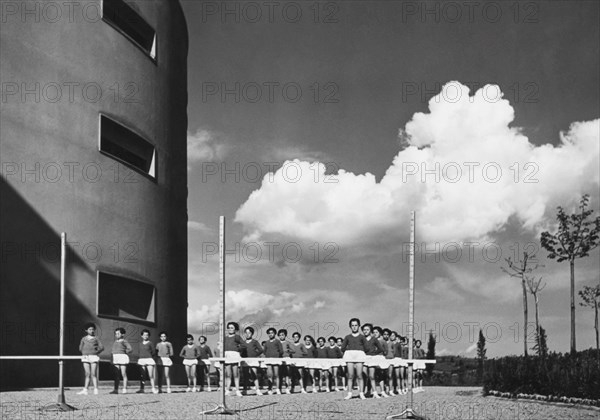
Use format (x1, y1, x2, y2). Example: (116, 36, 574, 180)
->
(425, 355, 483, 386)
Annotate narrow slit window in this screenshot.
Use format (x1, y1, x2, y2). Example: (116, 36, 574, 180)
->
(101, 0, 157, 59)
(97, 272, 156, 324)
(99, 115, 156, 178)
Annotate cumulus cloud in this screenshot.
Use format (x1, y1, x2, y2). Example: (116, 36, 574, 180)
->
(188, 220, 213, 234)
(188, 302, 220, 327)
(464, 342, 478, 354)
(265, 142, 331, 163)
(425, 277, 467, 303)
(437, 348, 451, 356)
(189, 289, 316, 327)
(235, 82, 599, 246)
(446, 266, 522, 303)
(187, 129, 229, 168)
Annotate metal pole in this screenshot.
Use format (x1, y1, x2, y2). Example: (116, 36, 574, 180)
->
(387, 211, 426, 420)
(219, 216, 226, 406)
(51, 233, 74, 411)
(58, 232, 66, 404)
(201, 217, 235, 416)
(408, 211, 415, 406)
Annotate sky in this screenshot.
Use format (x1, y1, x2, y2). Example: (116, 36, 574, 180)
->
(180, 0, 600, 357)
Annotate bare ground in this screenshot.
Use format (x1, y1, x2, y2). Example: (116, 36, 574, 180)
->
(1, 386, 598, 419)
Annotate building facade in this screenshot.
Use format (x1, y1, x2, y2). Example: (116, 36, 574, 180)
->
(0, 0, 188, 386)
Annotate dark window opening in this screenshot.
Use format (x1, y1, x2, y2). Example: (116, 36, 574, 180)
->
(99, 114, 156, 178)
(97, 272, 156, 323)
(102, 0, 156, 59)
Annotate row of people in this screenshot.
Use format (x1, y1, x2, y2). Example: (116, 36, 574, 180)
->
(220, 319, 428, 400)
(77, 324, 203, 395)
(77, 319, 429, 399)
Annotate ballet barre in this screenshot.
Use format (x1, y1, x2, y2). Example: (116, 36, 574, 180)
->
(208, 357, 436, 368)
(0, 356, 84, 360)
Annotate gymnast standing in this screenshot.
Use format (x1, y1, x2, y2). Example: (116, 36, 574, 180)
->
(341, 318, 367, 400)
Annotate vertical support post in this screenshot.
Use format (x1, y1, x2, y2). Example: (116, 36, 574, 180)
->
(219, 216, 226, 406)
(387, 211, 426, 420)
(58, 232, 66, 404)
(47, 232, 75, 411)
(408, 211, 415, 406)
(201, 217, 235, 415)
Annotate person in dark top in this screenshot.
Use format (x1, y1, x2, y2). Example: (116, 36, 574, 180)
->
(315, 337, 330, 392)
(242, 326, 264, 395)
(394, 335, 409, 394)
(137, 329, 157, 394)
(362, 323, 385, 398)
(290, 332, 308, 393)
(278, 329, 294, 394)
(197, 335, 213, 392)
(342, 318, 367, 400)
(263, 327, 284, 394)
(303, 335, 318, 393)
(77, 323, 104, 395)
(413, 339, 426, 392)
(327, 336, 343, 391)
(224, 322, 243, 397)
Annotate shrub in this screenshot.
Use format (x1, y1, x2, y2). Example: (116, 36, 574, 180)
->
(483, 349, 600, 400)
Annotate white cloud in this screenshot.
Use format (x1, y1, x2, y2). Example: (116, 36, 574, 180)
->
(263, 141, 330, 163)
(425, 277, 466, 303)
(464, 342, 477, 354)
(235, 82, 599, 247)
(447, 265, 522, 303)
(314, 300, 326, 309)
(227, 289, 275, 314)
(437, 348, 451, 356)
(188, 220, 213, 234)
(189, 289, 314, 326)
(188, 303, 220, 326)
(187, 129, 229, 168)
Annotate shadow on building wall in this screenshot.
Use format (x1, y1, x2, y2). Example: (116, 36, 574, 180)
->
(1, 178, 95, 388)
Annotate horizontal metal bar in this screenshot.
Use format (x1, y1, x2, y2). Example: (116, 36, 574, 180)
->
(209, 357, 436, 364)
(0, 356, 84, 360)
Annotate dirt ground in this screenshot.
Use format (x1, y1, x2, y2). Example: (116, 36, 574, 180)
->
(1, 386, 598, 419)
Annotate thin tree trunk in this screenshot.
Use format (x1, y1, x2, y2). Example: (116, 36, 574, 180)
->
(534, 293, 540, 354)
(595, 301, 599, 352)
(522, 278, 528, 357)
(570, 259, 576, 354)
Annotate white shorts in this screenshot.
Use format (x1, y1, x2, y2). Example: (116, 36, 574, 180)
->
(288, 359, 307, 368)
(343, 350, 366, 362)
(138, 358, 155, 366)
(241, 359, 261, 368)
(366, 355, 386, 368)
(81, 355, 100, 364)
(112, 354, 129, 365)
(183, 359, 198, 366)
(159, 357, 173, 367)
(414, 360, 426, 370)
(329, 360, 345, 368)
(224, 351, 241, 364)
(394, 358, 408, 368)
(377, 359, 393, 369)
(311, 360, 332, 370)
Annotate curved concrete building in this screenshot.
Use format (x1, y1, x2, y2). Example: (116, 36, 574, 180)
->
(1, 0, 188, 386)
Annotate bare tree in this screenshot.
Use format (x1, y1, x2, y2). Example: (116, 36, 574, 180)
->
(526, 275, 546, 354)
(502, 252, 539, 357)
(579, 284, 600, 351)
(541, 194, 600, 353)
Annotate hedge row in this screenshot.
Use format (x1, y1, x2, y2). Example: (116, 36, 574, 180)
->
(486, 390, 600, 407)
(483, 349, 600, 400)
